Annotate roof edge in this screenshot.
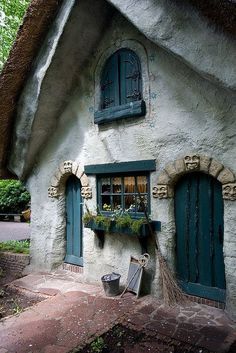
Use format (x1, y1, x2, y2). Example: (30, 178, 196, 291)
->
(0, 0, 64, 178)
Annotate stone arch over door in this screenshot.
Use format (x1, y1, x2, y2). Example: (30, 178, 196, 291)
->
(153, 154, 236, 200)
(48, 160, 92, 200)
(152, 154, 236, 318)
(47, 160, 92, 268)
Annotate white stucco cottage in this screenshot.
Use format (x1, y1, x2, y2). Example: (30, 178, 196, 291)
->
(0, 0, 236, 319)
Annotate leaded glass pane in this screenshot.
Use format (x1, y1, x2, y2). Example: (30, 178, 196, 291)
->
(125, 195, 136, 212)
(137, 194, 148, 212)
(124, 176, 135, 193)
(112, 177, 122, 194)
(102, 195, 112, 211)
(101, 178, 111, 193)
(137, 175, 147, 193)
(113, 195, 122, 211)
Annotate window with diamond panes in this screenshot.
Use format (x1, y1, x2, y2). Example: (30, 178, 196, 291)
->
(97, 174, 150, 216)
(94, 49, 146, 124)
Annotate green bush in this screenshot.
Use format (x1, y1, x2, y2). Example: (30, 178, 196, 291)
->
(0, 180, 30, 213)
(0, 240, 30, 254)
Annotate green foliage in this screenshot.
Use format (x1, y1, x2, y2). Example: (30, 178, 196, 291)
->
(113, 326, 125, 338)
(130, 218, 146, 235)
(113, 212, 146, 235)
(83, 210, 147, 235)
(82, 212, 94, 225)
(90, 337, 105, 353)
(0, 179, 30, 213)
(0, 240, 30, 254)
(94, 215, 112, 232)
(0, 0, 30, 70)
(12, 300, 22, 314)
(83, 210, 112, 232)
(115, 213, 133, 229)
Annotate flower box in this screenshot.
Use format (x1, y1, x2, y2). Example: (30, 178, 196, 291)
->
(84, 219, 161, 238)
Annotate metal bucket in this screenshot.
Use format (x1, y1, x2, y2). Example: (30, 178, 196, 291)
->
(101, 272, 121, 297)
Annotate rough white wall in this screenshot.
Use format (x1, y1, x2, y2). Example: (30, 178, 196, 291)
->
(108, 0, 236, 90)
(9, 0, 113, 178)
(224, 202, 236, 319)
(24, 14, 236, 316)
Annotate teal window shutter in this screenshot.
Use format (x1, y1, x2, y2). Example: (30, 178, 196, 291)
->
(101, 53, 119, 109)
(119, 49, 142, 105)
(96, 49, 145, 124)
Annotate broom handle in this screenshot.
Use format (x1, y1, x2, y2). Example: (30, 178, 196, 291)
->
(137, 190, 159, 252)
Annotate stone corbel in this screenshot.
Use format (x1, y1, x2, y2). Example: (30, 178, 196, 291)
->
(184, 154, 200, 171)
(81, 186, 92, 199)
(152, 184, 173, 199)
(62, 160, 73, 174)
(48, 186, 59, 198)
(222, 183, 236, 201)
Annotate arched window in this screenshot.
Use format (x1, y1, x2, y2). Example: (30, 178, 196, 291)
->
(94, 49, 146, 124)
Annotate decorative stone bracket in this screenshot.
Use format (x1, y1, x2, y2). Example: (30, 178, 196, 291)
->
(152, 154, 236, 200)
(222, 183, 236, 201)
(48, 160, 92, 199)
(152, 185, 173, 199)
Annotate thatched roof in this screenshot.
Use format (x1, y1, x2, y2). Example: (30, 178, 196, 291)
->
(0, 0, 63, 178)
(0, 0, 235, 178)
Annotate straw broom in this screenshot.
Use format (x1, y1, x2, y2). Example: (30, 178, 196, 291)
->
(138, 193, 187, 306)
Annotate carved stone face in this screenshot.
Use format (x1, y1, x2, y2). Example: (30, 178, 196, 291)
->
(184, 155, 200, 170)
(152, 186, 158, 198)
(48, 186, 58, 198)
(222, 183, 236, 201)
(81, 186, 92, 199)
(153, 185, 168, 199)
(63, 160, 73, 173)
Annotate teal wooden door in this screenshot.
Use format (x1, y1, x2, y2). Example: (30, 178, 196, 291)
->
(65, 176, 83, 266)
(175, 172, 226, 302)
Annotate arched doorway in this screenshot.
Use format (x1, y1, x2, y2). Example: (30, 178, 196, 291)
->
(175, 172, 226, 302)
(65, 175, 83, 266)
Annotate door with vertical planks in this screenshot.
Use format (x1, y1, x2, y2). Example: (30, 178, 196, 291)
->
(175, 172, 225, 302)
(65, 175, 83, 266)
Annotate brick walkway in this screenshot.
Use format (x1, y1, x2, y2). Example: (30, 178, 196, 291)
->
(0, 270, 235, 353)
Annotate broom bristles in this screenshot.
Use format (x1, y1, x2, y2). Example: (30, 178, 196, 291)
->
(156, 249, 187, 306)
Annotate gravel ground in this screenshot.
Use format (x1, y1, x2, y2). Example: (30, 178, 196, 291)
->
(0, 222, 30, 241)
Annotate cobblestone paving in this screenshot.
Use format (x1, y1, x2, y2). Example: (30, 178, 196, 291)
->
(123, 298, 236, 353)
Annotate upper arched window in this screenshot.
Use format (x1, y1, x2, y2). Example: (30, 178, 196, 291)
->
(94, 49, 146, 125)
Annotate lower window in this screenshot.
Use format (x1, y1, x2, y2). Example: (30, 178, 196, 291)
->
(97, 174, 150, 216)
